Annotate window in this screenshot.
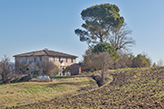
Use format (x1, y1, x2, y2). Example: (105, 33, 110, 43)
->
(26, 57, 29, 64)
(19, 58, 22, 63)
(34, 57, 37, 63)
(66, 58, 67, 63)
(40, 62, 42, 66)
(53, 57, 55, 62)
(39, 57, 42, 66)
(40, 57, 42, 62)
(71, 58, 73, 63)
(59, 57, 60, 62)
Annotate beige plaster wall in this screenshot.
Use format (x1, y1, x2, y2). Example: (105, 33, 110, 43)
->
(49, 57, 76, 67)
(15, 56, 76, 68)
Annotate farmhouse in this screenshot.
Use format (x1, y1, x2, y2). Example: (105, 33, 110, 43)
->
(13, 49, 78, 75)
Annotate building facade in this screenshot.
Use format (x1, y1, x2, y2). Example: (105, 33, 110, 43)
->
(13, 49, 78, 75)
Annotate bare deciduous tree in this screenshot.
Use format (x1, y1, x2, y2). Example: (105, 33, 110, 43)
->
(157, 59, 163, 66)
(114, 55, 133, 69)
(83, 52, 113, 87)
(43, 61, 59, 76)
(82, 48, 94, 71)
(0, 55, 14, 83)
(15, 61, 32, 75)
(28, 62, 40, 79)
(109, 23, 135, 52)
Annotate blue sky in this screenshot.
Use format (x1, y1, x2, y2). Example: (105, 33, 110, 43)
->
(0, 0, 164, 64)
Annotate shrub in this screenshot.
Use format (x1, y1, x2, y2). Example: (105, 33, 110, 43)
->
(43, 61, 59, 76)
(132, 54, 151, 68)
(92, 42, 120, 63)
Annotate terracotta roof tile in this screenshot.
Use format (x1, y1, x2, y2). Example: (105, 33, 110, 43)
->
(13, 49, 78, 58)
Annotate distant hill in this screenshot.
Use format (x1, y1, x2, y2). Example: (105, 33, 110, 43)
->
(7, 67, 164, 109)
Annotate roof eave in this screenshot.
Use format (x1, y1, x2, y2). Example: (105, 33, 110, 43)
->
(13, 55, 78, 58)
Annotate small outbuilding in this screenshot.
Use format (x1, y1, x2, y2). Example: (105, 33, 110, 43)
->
(70, 63, 86, 75)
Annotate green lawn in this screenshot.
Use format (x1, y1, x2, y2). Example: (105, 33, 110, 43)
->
(0, 74, 97, 108)
(5, 67, 164, 109)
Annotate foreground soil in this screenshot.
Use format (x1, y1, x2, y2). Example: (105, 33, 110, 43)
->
(6, 67, 164, 109)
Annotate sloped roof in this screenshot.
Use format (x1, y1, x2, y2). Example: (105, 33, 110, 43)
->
(13, 49, 78, 58)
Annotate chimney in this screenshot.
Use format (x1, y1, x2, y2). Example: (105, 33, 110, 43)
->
(44, 48, 48, 50)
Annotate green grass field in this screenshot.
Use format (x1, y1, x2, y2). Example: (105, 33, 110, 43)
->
(4, 67, 164, 109)
(0, 74, 97, 108)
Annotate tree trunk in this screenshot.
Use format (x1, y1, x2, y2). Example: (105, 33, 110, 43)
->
(99, 31, 103, 42)
(100, 37, 103, 42)
(29, 71, 33, 79)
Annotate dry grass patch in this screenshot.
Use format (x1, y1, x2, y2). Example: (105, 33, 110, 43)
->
(0, 75, 96, 108)
(7, 67, 164, 109)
